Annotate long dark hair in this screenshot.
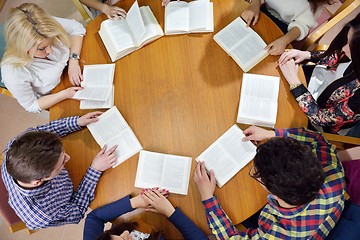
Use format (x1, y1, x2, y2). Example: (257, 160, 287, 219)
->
(308, 0, 334, 13)
(322, 12, 360, 79)
(96, 222, 162, 240)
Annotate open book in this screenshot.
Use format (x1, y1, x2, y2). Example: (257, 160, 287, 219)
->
(237, 73, 280, 128)
(87, 106, 143, 168)
(135, 150, 192, 195)
(165, 0, 213, 35)
(196, 125, 256, 188)
(99, 0, 164, 62)
(213, 17, 268, 72)
(73, 64, 115, 105)
(80, 87, 114, 109)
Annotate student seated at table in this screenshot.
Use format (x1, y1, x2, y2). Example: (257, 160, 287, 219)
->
(194, 125, 345, 239)
(79, 0, 126, 19)
(1, 3, 85, 113)
(278, 13, 360, 137)
(241, 0, 331, 55)
(1, 112, 118, 230)
(83, 188, 208, 240)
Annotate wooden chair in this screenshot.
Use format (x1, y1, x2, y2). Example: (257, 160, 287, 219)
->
(0, 152, 34, 234)
(323, 133, 360, 150)
(302, 0, 360, 51)
(71, 0, 93, 24)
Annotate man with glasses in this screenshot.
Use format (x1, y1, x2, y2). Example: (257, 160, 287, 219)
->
(194, 125, 345, 239)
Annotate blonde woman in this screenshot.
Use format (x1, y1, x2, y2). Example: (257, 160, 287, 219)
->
(1, 3, 85, 113)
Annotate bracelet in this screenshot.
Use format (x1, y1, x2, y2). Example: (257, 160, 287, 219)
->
(290, 83, 302, 90)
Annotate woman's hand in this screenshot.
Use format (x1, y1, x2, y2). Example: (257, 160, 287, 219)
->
(241, 3, 261, 27)
(131, 188, 169, 209)
(68, 59, 83, 86)
(279, 59, 302, 85)
(265, 38, 287, 56)
(141, 189, 174, 217)
(278, 49, 311, 65)
(60, 86, 83, 99)
(102, 5, 126, 19)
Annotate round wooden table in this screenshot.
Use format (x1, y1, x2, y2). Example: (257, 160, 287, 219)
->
(51, 0, 307, 238)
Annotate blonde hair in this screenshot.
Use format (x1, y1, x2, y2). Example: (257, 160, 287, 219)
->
(1, 3, 70, 67)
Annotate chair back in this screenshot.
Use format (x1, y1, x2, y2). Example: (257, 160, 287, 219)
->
(326, 200, 360, 239)
(0, 152, 27, 233)
(71, 0, 93, 24)
(302, 0, 360, 51)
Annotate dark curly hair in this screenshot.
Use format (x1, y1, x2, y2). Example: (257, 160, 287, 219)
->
(253, 137, 325, 206)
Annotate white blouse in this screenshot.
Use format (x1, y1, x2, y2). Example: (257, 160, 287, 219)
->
(1, 17, 86, 113)
(265, 0, 318, 40)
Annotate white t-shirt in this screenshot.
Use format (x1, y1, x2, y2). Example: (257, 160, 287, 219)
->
(265, 0, 318, 40)
(1, 17, 86, 113)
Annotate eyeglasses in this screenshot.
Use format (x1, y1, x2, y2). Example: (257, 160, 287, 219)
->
(248, 165, 264, 185)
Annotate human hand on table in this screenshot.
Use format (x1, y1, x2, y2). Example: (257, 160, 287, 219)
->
(102, 5, 126, 19)
(194, 161, 216, 201)
(242, 125, 275, 142)
(265, 37, 287, 56)
(68, 59, 83, 86)
(130, 188, 169, 209)
(278, 49, 311, 65)
(60, 86, 83, 100)
(91, 145, 118, 171)
(278, 59, 302, 86)
(162, 0, 179, 6)
(140, 189, 174, 217)
(241, 3, 260, 27)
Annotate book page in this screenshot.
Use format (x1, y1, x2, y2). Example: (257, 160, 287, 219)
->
(196, 125, 256, 187)
(213, 17, 268, 72)
(188, 0, 210, 32)
(237, 73, 280, 127)
(87, 106, 130, 146)
(80, 86, 114, 109)
(135, 151, 165, 188)
(135, 151, 191, 195)
(104, 128, 143, 167)
(165, 1, 190, 34)
(100, 19, 136, 56)
(161, 154, 191, 195)
(127, 0, 146, 46)
(230, 35, 268, 72)
(72, 87, 111, 101)
(139, 6, 164, 46)
(213, 17, 253, 52)
(73, 64, 115, 101)
(82, 64, 115, 87)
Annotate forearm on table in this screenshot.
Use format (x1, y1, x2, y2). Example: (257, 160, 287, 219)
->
(70, 35, 83, 55)
(281, 27, 301, 46)
(249, 0, 261, 7)
(37, 92, 69, 110)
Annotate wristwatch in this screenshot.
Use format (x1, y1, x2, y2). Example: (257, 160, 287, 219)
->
(69, 53, 80, 60)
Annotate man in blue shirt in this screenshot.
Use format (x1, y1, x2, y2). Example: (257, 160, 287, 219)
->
(1, 112, 118, 229)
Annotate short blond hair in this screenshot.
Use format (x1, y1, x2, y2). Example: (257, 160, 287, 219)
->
(1, 3, 70, 67)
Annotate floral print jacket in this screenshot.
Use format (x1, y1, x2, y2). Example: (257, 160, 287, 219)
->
(291, 51, 360, 134)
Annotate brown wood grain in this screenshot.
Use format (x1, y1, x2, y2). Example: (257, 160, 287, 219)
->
(51, 0, 307, 238)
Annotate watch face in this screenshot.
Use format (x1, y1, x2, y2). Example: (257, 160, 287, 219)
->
(70, 53, 80, 59)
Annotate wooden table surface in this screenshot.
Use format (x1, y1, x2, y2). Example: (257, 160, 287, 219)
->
(51, 0, 307, 238)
